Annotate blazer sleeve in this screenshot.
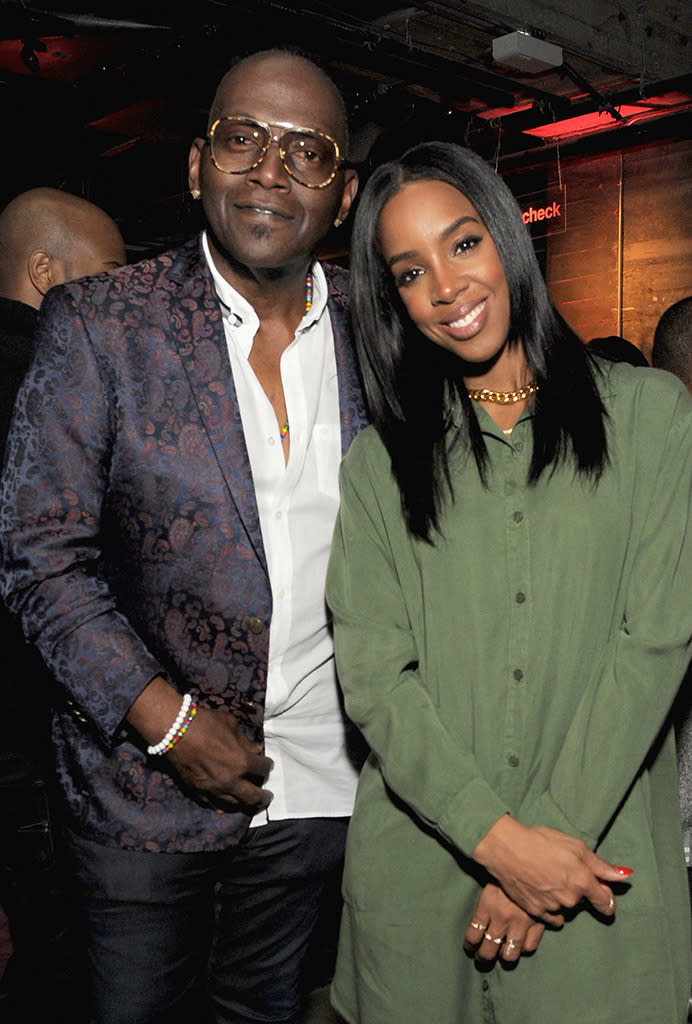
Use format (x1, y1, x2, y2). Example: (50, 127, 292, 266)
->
(0, 285, 166, 747)
(327, 432, 509, 856)
(518, 377, 692, 846)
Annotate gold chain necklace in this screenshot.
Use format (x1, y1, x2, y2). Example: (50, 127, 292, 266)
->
(466, 380, 539, 405)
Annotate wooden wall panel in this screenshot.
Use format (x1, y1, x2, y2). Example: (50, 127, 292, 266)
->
(620, 138, 692, 361)
(543, 152, 620, 343)
(505, 136, 691, 363)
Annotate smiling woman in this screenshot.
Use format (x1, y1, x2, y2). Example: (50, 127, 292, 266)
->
(325, 141, 692, 1024)
(376, 179, 514, 375)
(349, 142, 610, 540)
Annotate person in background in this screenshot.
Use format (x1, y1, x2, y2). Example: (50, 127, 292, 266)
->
(653, 296, 692, 395)
(652, 292, 692, 1023)
(0, 49, 364, 1024)
(326, 141, 692, 1024)
(0, 186, 126, 1021)
(0, 186, 127, 459)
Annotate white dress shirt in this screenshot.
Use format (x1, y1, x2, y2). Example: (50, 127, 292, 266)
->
(203, 233, 359, 823)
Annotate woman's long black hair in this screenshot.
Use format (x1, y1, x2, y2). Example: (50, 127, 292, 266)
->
(349, 141, 609, 542)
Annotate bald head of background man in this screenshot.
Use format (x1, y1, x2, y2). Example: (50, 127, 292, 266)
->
(652, 294, 692, 397)
(0, 188, 126, 463)
(0, 186, 126, 309)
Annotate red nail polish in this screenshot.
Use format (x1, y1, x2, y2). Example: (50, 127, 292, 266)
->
(616, 866, 633, 877)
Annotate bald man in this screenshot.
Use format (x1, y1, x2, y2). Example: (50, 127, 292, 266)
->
(0, 187, 126, 457)
(0, 187, 125, 1023)
(0, 49, 364, 1024)
(652, 295, 692, 396)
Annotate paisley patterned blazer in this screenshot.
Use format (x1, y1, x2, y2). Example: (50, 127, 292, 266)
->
(0, 235, 368, 852)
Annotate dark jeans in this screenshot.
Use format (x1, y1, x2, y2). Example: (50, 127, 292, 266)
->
(0, 751, 86, 1022)
(66, 817, 348, 1024)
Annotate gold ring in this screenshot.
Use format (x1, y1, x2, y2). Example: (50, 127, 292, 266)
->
(483, 932, 502, 944)
(470, 920, 487, 931)
(505, 938, 521, 953)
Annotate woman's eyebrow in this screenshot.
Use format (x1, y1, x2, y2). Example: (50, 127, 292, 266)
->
(386, 215, 480, 267)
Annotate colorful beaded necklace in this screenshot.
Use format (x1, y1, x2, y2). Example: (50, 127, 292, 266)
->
(279, 274, 313, 441)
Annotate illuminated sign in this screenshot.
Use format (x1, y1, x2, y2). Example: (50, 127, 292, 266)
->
(517, 186, 567, 237)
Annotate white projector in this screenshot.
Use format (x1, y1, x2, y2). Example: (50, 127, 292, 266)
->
(492, 31, 563, 73)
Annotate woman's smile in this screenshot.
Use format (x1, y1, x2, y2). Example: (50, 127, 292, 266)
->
(439, 297, 489, 337)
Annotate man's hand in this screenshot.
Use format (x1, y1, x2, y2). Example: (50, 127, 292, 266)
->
(128, 676, 274, 811)
(165, 705, 274, 810)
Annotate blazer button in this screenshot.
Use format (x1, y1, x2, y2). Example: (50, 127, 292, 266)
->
(66, 698, 88, 724)
(247, 616, 264, 634)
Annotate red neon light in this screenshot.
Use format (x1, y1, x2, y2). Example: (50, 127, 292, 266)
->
(522, 105, 654, 139)
(0, 36, 120, 80)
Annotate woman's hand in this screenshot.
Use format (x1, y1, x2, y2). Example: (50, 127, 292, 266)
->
(473, 815, 630, 926)
(464, 883, 545, 964)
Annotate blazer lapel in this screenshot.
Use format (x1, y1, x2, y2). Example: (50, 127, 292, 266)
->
(164, 239, 268, 575)
(324, 263, 369, 456)
(148, 248, 366, 578)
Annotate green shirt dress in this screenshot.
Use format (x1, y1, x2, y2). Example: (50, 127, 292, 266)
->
(327, 361, 692, 1024)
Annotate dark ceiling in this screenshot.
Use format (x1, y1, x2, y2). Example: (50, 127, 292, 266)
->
(2, 0, 690, 257)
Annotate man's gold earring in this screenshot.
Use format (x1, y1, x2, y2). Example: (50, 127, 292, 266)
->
(333, 217, 343, 228)
(190, 188, 201, 200)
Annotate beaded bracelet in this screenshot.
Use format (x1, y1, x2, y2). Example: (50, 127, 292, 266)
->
(161, 701, 198, 754)
(147, 693, 192, 756)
